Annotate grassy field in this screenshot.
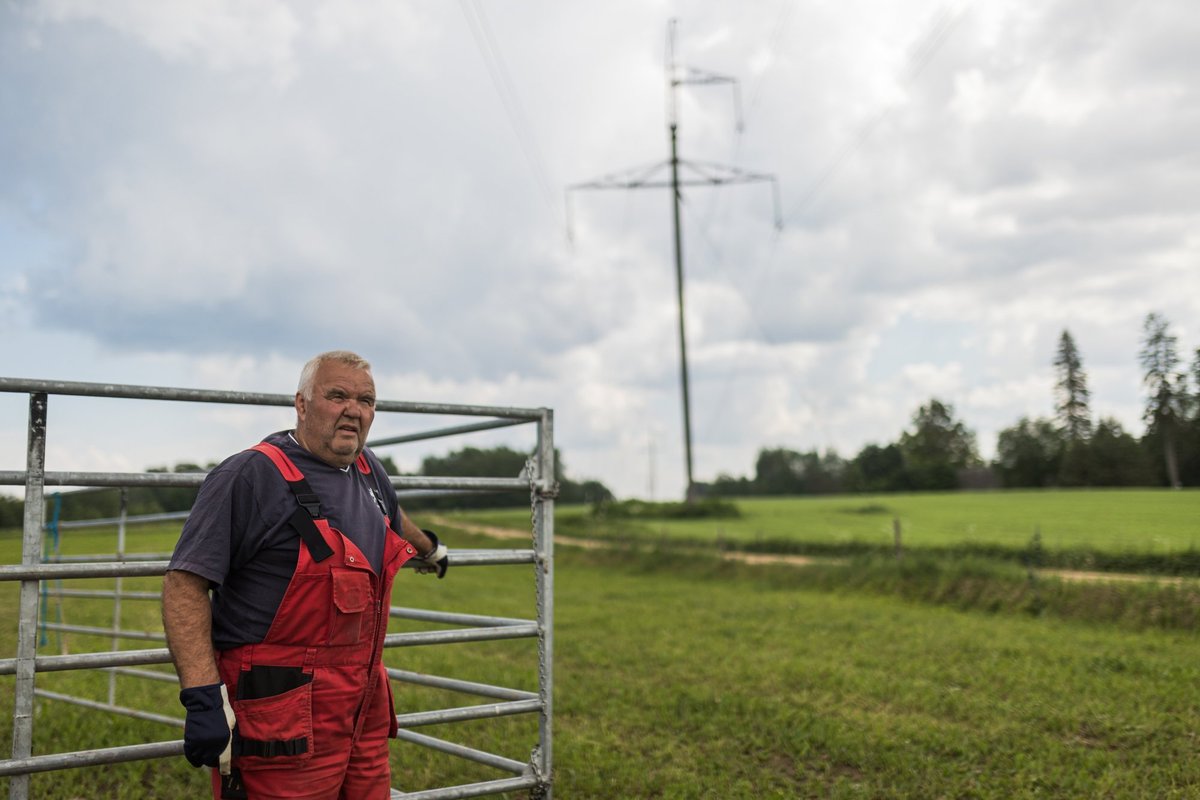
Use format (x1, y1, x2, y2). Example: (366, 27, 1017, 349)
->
(3, 492, 1200, 797)
(454, 489, 1200, 554)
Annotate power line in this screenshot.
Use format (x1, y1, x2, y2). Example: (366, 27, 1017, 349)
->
(569, 19, 781, 500)
(694, 6, 968, 454)
(785, 4, 968, 224)
(678, 192, 786, 443)
(458, 0, 558, 217)
(742, 0, 801, 128)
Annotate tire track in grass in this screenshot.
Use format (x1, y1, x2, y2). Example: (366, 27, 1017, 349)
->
(1041, 568, 1192, 586)
(431, 516, 1200, 583)
(430, 515, 827, 567)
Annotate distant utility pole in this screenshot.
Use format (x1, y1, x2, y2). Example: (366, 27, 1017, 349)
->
(568, 19, 781, 502)
(648, 434, 656, 501)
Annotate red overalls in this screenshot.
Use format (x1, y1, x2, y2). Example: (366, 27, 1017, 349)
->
(212, 443, 418, 800)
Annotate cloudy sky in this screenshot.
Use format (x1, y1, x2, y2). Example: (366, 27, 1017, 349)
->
(2, 0, 1198, 500)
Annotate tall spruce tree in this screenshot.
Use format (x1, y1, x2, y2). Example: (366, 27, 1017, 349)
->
(1053, 330, 1092, 441)
(1052, 330, 1092, 485)
(1139, 312, 1185, 488)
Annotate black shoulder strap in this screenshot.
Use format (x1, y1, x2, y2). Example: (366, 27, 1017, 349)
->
(249, 443, 335, 563)
(285, 492, 334, 564)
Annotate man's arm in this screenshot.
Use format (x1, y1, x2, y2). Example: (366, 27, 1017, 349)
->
(397, 511, 435, 555)
(161, 569, 221, 688)
(162, 568, 237, 773)
(398, 511, 449, 578)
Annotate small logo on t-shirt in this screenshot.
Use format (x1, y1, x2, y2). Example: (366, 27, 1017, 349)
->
(368, 486, 388, 517)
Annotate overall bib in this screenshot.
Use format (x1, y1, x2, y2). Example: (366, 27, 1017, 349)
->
(212, 443, 417, 800)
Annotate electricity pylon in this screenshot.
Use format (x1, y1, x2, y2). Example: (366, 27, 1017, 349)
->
(567, 19, 781, 501)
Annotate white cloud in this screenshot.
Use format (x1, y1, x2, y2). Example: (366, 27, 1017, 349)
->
(2, 0, 1199, 499)
(32, 0, 302, 84)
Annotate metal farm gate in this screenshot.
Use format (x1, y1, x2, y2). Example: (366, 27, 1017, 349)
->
(0, 377, 556, 799)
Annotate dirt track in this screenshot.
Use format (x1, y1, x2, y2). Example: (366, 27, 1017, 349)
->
(1040, 568, 1189, 586)
(429, 515, 821, 565)
(432, 516, 1194, 584)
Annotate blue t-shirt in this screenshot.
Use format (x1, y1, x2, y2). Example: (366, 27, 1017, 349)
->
(168, 431, 402, 650)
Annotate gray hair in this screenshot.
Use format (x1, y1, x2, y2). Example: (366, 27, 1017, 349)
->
(297, 351, 373, 401)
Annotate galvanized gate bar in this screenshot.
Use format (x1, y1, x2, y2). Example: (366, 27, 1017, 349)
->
(0, 742, 184, 777)
(32, 689, 183, 727)
(38, 554, 168, 563)
(389, 607, 534, 628)
(0, 471, 207, 488)
(37, 624, 166, 642)
(0, 549, 532, 582)
(386, 669, 537, 702)
(0, 561, 171, 580)
(0, 471, 532, 491)
(391, 729, 528, 775)
(439, 549, 537, 566)
(106, 667, 178, 683)
(44, 589, 162, 600)
(367, 417, 531, 447)
(383, 625, 538, 648)
(393, 699, 543, 728)
(0, 377, 545, 420)
(53, 510, 191, 529)
(0, 648, 174, 675)
(393, 775, 543, 800)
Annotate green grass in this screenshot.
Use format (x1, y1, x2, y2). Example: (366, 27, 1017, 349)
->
(454, 489, 1200, 554)
(4, 499, 1200, 797)
(542, 550, 1200, 799)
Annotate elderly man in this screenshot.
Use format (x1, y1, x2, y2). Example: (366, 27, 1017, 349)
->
(162, 350, 448, 800)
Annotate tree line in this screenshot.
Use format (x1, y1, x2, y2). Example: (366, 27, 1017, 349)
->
(400, 445, 613, 509)
(709, 312, 1200, 496)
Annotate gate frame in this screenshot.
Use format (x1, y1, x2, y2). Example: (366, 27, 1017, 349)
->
(0, 377, 555, 800)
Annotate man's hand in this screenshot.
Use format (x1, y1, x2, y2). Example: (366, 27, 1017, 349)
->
(413, 529, 449, 578)
(180, 682, 236, 774)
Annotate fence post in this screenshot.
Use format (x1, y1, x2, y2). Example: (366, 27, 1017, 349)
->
(109, 488, 129, 706)
(533, 409, 555, 798)
(893, 517, 903, 561)
(10, 393, 48, 800)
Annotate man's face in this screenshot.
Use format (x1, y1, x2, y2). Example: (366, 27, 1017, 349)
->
(294, 361, 377, 468)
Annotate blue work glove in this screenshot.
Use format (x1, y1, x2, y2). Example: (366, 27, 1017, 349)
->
(414, 530, 449, 578)
(180, 682, 236, 774)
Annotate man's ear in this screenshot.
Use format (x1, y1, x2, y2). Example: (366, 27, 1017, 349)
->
(294, 392, 306, 421)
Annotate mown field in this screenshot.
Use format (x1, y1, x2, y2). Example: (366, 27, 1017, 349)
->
(457, 489, 1200, 554)
(2, 489, 1200, 798)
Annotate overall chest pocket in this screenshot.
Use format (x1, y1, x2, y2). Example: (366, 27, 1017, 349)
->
(330, 570, 373, 646)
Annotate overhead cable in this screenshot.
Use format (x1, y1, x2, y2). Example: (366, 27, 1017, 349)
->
(458, 0, 558, 217)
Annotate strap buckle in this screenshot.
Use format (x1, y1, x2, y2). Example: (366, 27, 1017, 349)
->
(294, 491, 321, 519)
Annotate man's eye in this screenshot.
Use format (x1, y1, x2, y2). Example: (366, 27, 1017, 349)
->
(362, 397, 376, 407)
